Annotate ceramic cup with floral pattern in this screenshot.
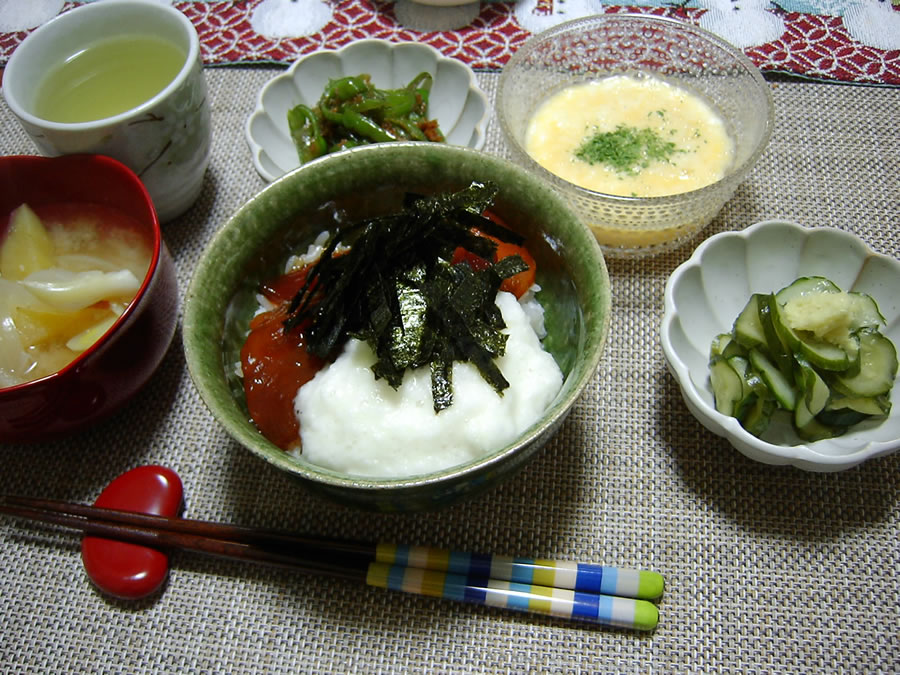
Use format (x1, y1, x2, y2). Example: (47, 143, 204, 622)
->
(2, 0, 211, 223)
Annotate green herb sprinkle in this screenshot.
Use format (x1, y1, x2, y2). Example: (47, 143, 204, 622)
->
(574, 124, 685, 175)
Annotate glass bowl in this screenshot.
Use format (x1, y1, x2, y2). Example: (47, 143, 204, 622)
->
(497, 14, 774, 258)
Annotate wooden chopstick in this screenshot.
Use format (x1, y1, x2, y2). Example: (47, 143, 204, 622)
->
(3, 494, 370, 563)
(0, 498, 364, 580)
(0, 495, 662, 630)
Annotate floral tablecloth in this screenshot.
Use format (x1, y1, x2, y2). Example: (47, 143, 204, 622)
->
(2, 0, 899, 86)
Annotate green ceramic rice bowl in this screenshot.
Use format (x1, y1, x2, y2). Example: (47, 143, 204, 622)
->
(183, 143, 610, 511)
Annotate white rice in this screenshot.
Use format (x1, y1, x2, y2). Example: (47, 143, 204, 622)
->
(292, 290, 563, 478)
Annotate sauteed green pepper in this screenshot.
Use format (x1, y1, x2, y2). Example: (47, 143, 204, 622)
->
(286, 72, 445, 164)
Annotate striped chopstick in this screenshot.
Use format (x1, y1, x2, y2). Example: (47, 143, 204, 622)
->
(0, 495, 663, 630)
(377, 543, 664, 600)
(366, 563, 659, 630)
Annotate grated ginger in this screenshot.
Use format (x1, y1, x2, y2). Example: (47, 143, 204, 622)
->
(784, 292, 866, 348)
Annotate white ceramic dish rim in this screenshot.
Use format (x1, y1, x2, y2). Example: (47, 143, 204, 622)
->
(245, 39, 490, 182)
(661, 220, 900, 472)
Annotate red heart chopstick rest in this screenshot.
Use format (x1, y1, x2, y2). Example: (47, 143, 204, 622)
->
(81, 465, 183, 599)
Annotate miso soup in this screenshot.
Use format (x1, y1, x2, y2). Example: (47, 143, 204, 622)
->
(0, 203, 152, 386)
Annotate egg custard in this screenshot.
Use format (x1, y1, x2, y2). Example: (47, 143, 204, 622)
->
(525, 74, 734, 198)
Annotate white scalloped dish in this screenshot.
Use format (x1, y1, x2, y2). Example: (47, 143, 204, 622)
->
(661, 220, 900, 471)
(245, 40, 489, 182)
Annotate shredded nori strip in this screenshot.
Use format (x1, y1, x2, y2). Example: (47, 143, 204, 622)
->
(284, 181, 530, 412)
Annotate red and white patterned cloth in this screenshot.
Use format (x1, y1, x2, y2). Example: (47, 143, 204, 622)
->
(2, 1, 898, 86)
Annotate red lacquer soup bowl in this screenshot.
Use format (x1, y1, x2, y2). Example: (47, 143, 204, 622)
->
(0, 155, 178, 442)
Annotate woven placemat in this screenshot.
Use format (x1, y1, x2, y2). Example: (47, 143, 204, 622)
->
(0, 69, 898, 673)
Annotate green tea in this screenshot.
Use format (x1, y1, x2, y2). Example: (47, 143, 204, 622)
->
(34, 34, 186, 123)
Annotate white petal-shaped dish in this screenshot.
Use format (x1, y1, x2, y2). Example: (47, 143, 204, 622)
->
(661, 220, 900, 471)
(245, 40, 489, 182)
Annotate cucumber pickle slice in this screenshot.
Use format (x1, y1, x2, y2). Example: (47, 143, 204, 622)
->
(733, 294, 766, 349)
(774, 276, 841, 304)
(832, 330, 898, 397)
(749, 347, 796, 411)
